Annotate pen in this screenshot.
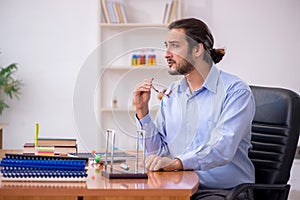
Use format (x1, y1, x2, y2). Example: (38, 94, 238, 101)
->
(35, 123, 39, 147)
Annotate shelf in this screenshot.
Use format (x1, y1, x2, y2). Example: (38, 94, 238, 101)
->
(101, 105, 159, 112)
(101, 107, 135, 112)
(100, 23, 168, 28)
(100, 65, 167, 71)
(98, 0, 182, 149)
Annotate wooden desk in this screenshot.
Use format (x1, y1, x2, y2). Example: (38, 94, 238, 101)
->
(0, 150, 199, 200)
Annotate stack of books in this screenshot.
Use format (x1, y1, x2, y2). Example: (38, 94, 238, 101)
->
(23, 138, 77, 155)
(101, 0, 127, 24)
(162, 0, 178, 24)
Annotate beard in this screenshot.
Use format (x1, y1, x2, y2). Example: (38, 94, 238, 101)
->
(168, 55, 195, 76)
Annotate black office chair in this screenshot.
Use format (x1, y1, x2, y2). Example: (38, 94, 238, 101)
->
(226, 85, 300, 200)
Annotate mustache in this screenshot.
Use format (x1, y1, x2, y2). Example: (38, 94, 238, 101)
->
(167, 58, 176, 64)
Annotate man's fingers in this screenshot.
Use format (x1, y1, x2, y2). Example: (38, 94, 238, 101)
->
(154, 159, 163, 171)
(145, 154, 155, 170)
(150, 156, 161, 171)
(146, 154, 161, 171)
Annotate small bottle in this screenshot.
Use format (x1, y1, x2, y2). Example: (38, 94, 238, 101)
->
(137, 55, 141, 66)
(152, 54, 156, 65)
(131, 54, 137, 66)
(113, 97, 118, 108)
(140, 54, 146, 65)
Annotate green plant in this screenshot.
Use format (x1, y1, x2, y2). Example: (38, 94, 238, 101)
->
(0, 63, 22, 115)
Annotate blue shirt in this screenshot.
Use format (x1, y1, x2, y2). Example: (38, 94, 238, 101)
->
(136, 65, 255, 189)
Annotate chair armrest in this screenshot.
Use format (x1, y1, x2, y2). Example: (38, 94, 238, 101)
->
(225, 183, 290, 200)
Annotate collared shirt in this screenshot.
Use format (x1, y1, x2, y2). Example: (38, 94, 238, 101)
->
(136, 65, 255, 189)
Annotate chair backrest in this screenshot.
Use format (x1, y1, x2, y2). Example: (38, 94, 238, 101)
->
(249, 85, 300, 185)
(249, 86, 300, 199)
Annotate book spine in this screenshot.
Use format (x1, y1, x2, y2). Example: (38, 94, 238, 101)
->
(37, 138, 77, 147)
(114, 2, 124, 23)
(119, 4, 127, 23)
(168, 0, 178, 23)
(106, 1, 118, 23)
(101, 0, 110, 23)
(162, 3, 169, 24)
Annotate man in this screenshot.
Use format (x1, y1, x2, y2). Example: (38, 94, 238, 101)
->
(133, 18, 255, 200)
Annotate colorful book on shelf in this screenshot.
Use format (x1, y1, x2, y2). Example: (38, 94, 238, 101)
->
(101, 0, 127, 24)
(0, 154, 88, 182)
(38, 137, 77, 147)
(114, 2, 124, 23)
(168, 0, 178, 23)
(106, 1, 118, 23)
(162, 3, 170, 24)
(101, 0, 110, 23)
(119, 3, 128, 23)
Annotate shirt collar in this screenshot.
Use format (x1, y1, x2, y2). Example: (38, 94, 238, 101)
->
(202, 64, 220, 94)
(178, 64, 220, 94)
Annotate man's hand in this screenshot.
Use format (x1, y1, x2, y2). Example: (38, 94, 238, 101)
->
(133, 79, 152, 119)
(145, 154, 183, 171)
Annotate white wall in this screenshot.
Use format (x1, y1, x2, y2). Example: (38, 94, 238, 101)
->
(183, 0, 300, 92)
(0, 0, 100, 150)
(0, 0, 300, 150)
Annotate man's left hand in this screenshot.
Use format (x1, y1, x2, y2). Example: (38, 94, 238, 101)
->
(145, 154, 183, 171)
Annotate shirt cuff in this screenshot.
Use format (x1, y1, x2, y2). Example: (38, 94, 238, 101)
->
(135, 113, 152, 130)
(177, 152, 201, 170)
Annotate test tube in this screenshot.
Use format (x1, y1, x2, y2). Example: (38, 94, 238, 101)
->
(136, 130, 146, 173)
(104, 130, 109, 171)
(135, 130, 139, 173)
(140, 130, 146, 173)
(104, 129, 116, 172)
(110, 130, 116, 171)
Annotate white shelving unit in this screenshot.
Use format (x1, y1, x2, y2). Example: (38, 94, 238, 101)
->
(98, 0, 182, 150)
(99, 23, 168, 28)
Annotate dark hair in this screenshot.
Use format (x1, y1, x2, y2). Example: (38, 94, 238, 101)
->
(168, 18, 225, 64)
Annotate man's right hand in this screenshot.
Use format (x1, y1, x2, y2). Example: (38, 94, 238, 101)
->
(133, 79, 152, 119)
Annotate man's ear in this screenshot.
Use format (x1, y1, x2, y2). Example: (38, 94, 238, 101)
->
(193, 43, 205, 57)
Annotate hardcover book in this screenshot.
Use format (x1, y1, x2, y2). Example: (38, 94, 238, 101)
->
(23, 142, 77, 155)
(38, 138, 77, 147)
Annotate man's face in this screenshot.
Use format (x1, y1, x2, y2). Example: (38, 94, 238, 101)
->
(164, 28, 195, 76)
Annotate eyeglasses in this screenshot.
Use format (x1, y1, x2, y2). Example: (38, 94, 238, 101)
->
(151, 80, 173, 100)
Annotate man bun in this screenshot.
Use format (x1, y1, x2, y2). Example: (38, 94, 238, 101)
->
(210, 48, 225, 64)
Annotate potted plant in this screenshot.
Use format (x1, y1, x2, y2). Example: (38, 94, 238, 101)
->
(0, 63, 22, 115)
